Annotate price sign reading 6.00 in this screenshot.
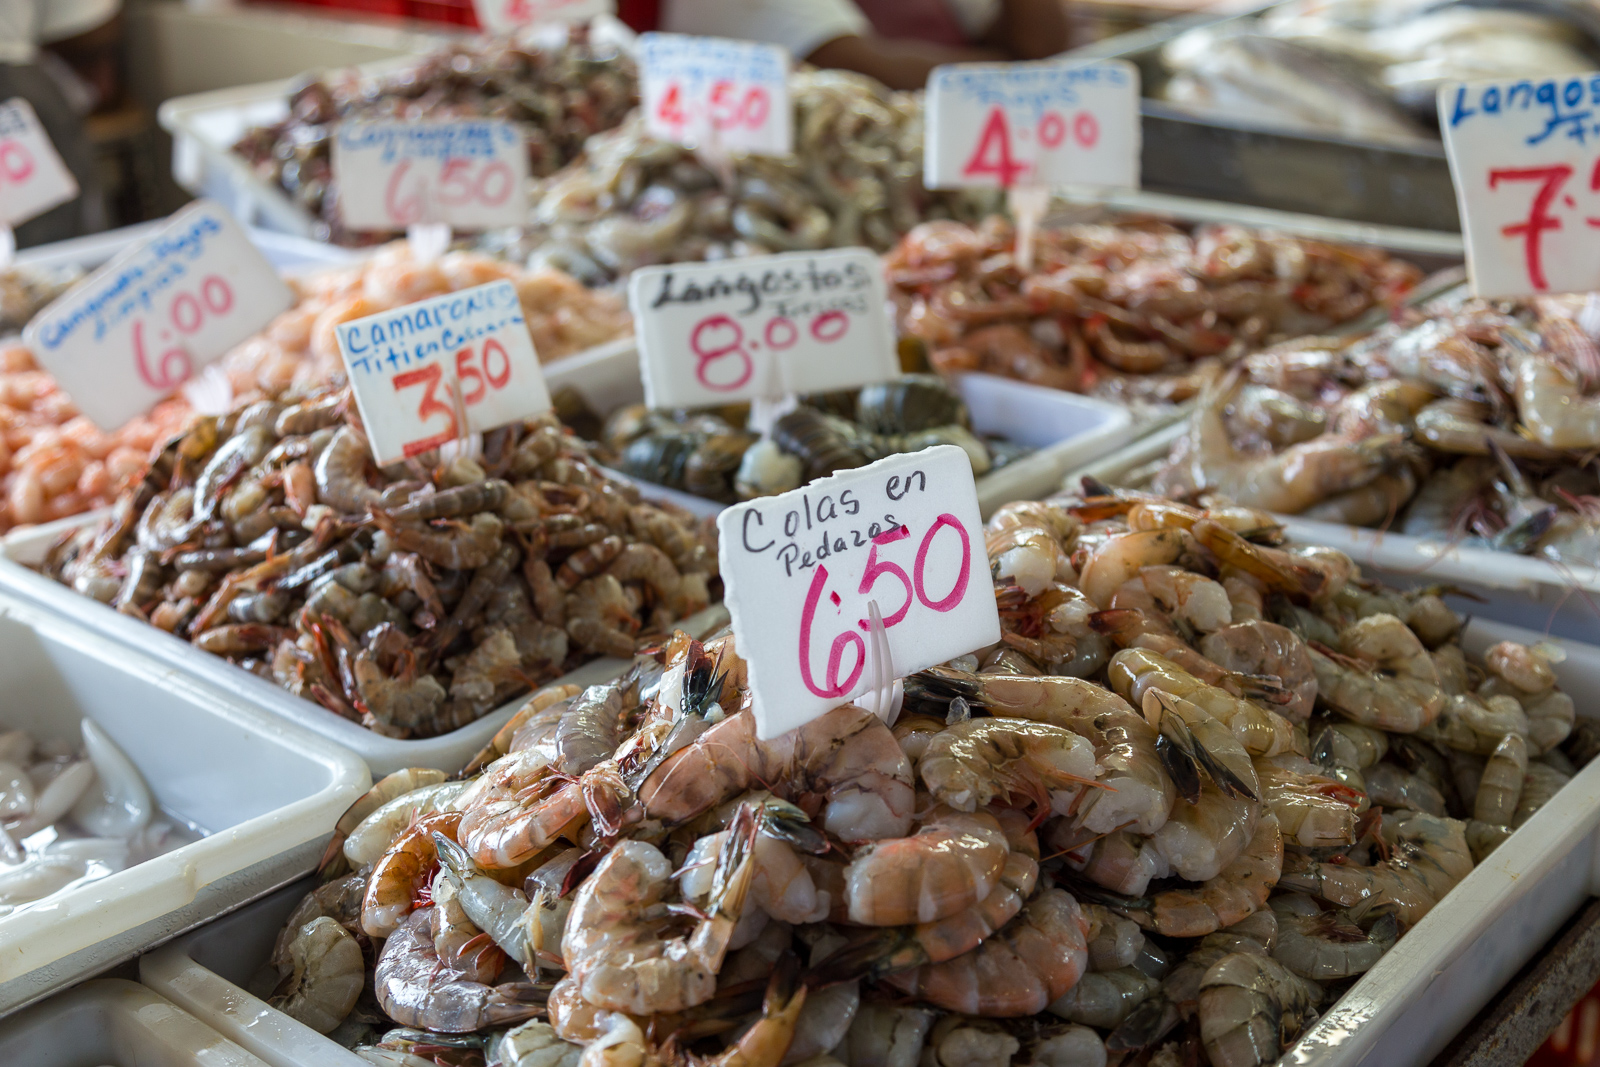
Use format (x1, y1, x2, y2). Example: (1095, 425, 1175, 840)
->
(24, 200, 292, 429)
(628, 248, 897, 409)
(1442, 73, 1600, 298)
(718, 445, 1000, 739)
(334, 279, 553, 466)
(924, 59, 1140, 191)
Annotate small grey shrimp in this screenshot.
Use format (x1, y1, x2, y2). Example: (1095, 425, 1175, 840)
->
(388, 479, 510, 523)
(605, 542, 680, 601)
(1268, 892, 1397, 981)
(375, 512, 504, 570)
(315, 426, 383, 514)
(1198, 952, 1320, 1067)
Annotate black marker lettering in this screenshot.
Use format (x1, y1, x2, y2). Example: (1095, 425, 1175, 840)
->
(742, 510, 774, 553)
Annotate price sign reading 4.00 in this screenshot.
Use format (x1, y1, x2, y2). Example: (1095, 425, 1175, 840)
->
(639, 33, 791, 156)
(1441, 74, 1600, 298)
(335, 280, 553, 466)
(628, 248, 897, 409)
(24, 200, 292, 429)
(472, 0, 611, 34)
(333, 121, 529, 233)
(0, 97, 78, 228)
(924, 59, 1140, 191)
(718, 445, 1000, 739)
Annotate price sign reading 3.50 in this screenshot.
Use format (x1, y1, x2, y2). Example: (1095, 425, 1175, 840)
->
(924, 59, 1140, 190)
(639, 33, 791, 156)
(1441, 73, 1600, 297)
(0, 97, 79, 228)
(24, 200, 292, 429)
(333, 121, 529, 233)
(335, 279, 553, 466)
(718, 445, 1000, 739)
(628, 248, 896, 409)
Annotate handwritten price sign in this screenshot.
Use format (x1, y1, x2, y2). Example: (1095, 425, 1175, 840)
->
(24, 200, 291, 429)
(628, 248, 896, 409)
(719, 445, 999, 738)
(639, 33, 791, 156)
(472, 0, 611, 33)
(332, 121, 528, 233)
(335, 280, 552, 466)
(0, 98, 79, 228)
(1440, 74, 1600, 298)
(925, 59, 1139, 190)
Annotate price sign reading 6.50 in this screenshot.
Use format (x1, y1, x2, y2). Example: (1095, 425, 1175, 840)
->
(924, 59, 1140, 191)
(1442, 73, 1600, 298)
(0, 97, 78, 228)
(333, 121, 529, 233)
(718, 445, 1000, 739)
(335, 280, 553, 466)
(628, 248, 896, 409)
(24, 200, 292, 429)
(639, 33, 791, 156)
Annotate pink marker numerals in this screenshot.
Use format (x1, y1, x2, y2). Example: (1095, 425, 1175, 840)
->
(130, 275, 235, 390)
(0, 138, 34, 187)
(655, 80, 770, 134)
(796, 515, 972, 699)
(688, 309, 850, 392)
(384, 157, 515, 227)
(1481, 161, 1600, 292)
(392, 338, 514, 458)
(961, 105, 1101, 187)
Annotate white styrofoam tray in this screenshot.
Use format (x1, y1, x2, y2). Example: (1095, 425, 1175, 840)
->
(0, 979, 272, 1066)
(0, 590, 369, 1018)
(141, 616, 1600, 1067)
(13, 218, 361, 275)
(1067, 420, 1600, 642)
(0, 517, 726, 778)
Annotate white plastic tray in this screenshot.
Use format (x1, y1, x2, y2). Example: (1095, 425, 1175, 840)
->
(1067, 421, 1600, 641)
(0, 979, 272, 1066)
(0, 520, 726, 777)
(141, 616, 1600, 1067)
(13, 219, 362, 276)
(0, 590, 369, 1018)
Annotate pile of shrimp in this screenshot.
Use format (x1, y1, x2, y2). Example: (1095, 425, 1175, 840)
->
(491, 70, 998, 285)
(0, 262, 82, 334)
(0, 343, 193, 531)
(231, 26, 638, 243)
(259, 492, 1592, 1067)
(37, 386, 717, 739)
(886, 215, 1423, 413)
(1152, 291, 1600, 564)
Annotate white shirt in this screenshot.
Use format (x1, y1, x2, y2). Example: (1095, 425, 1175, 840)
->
(662, 0, 871, 59)
(0, 0, 121, 63)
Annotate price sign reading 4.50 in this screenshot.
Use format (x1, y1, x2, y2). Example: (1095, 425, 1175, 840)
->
(639, 33, 791, 156)
(1441, 74, 1600, 298)
(0, 97, 78, 228)
(24, 200, 292, 429)
(719, 445, 999, 739)
(333, 121, 529, 233)
(472, 0, 611, 34)
(335, 280, 552, 466)
(924, 59, 1140, 190)
(628, 248, 896, 409)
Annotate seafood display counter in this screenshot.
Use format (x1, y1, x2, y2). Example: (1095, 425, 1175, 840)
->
(0, 588, 368, 1017)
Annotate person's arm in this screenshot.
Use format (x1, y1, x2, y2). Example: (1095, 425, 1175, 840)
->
(806, 35, 1006, 90)
(982, 0, 1071, 60)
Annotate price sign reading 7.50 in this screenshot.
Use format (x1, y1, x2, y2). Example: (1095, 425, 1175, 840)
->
(335, 280, 552, 465)
(628, 248, 896, 409)
(1441, 73, 1600, 298)
(925, 59, 1140, 191)
(718, 445, 1000, 739)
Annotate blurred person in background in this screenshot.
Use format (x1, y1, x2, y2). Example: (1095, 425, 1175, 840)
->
(0, 0, 114, 245)
(617, 0, 1072, 89)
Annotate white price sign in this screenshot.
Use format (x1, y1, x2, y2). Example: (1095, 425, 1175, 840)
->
(628, 248, 896, 409)
(1440, 73, 1600, 298)
(0, 98, 79, 228)
(24, 200, 292, 430)
(472, 0, 611, 33)
(925, 59, 1140, 190)
(333, 121, 529, 233)
(719, 445, 1000, 739)
(335, 280, 552, 466)
(639, 33, 791, 156)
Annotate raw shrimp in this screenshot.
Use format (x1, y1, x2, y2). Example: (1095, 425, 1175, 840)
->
(563, 810, 756, 1014)
(1078, 530, 1184, 608)
(1511, 348, 1600, 449)
(1198, 621, 1317, 723)
(1311, 614, 1445, 732)
(434, 833, 558, 977)
(373, 908, 545, 1033)
(1111, 566, 1233, 633)
(842, 805, 1010, 926)
(1254, 755, 1360, 848)
(268, 916, 365, 1033)
(460, 757, 629, 868)
(1048, 967, 1160, 1030)
(343, 780, 471, 867)
(1107, 649, 1297, 758)
(680, 800, 832, 925)
(919, 718, 1099, 817)
(1418, 694, 1529, 755)
(1136, 814, 1282, 938)
(1278, 810, 1472, 926)
(362, 811, 462, 937)
(1197, 953, 1319, 1067)
(883, 888, 1091, 1017)
(1269, 893, 1397, 981)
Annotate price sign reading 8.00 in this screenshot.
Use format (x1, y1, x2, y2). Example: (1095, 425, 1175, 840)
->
(333, 121, 529, 233)
(639, 33, 791, 156)
(719, 446, 1000, 739)
(628, 248, 897, 409)
(334, 279, 553, 466)
(24, 200, 292, 430)
(925, 59, 1139, 191)
(1442, 73, 1600, 298)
